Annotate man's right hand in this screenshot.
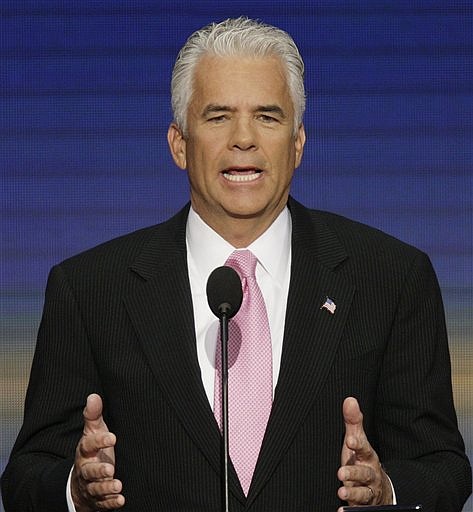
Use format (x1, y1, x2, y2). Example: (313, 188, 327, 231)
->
(71, 393, 125, 511)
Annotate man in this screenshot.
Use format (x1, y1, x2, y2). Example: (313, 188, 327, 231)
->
(1, 17, 471, 512)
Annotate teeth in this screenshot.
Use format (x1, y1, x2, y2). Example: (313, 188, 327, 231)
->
(223, 172, 260, 182)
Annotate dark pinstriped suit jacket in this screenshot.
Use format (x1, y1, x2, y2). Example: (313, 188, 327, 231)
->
(2, 198, 471, 512)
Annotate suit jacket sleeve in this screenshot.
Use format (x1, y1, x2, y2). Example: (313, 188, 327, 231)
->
(373, 251, 471, 510)
(1, 203, 472, 512)
(1, 264, 102, 512)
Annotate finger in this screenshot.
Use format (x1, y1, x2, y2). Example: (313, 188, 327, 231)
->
(94, 493, 126, 510)
(337, 484, 375, 505)
(338, 464, 374, 486)
(72, 466, 124, 510)
(85, 478, 123, 498)
(83, 393, 109, 433)
(86, 479, 125, 511)
(80, 460, 116, 481)
(79, 431, 116, 458)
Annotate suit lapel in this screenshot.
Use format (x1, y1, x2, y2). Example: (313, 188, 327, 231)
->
(121, 199, 356, 504)
(123, 205, 243, 498)
(248, 199, 356, 503)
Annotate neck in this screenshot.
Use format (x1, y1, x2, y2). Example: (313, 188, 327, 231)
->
(192, 205, 285, 248)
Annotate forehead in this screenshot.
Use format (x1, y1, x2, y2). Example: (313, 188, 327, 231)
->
(190, 54, 292, 108)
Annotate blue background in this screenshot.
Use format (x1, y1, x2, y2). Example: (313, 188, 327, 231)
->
(1, 1, 472, 510)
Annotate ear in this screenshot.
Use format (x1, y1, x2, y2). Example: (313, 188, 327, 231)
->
(294, 123, 306, 169)
(167, 122, 187, 169)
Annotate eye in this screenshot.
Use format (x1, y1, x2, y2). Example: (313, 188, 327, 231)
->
(256, 114, 278, 123)
(207, 114, 228, 123)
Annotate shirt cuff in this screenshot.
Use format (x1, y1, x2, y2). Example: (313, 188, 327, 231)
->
(66, 466, 78, 512)
(387, 473, 397, 504)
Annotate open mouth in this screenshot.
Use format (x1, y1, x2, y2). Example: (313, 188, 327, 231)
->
(222, 167, 262, 183)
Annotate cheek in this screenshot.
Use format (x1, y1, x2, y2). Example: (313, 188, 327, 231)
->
(188, 136, 222, 165)
(270, 140, 298, 168)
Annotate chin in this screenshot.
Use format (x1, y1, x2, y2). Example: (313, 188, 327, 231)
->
(225, 204, 269, 220)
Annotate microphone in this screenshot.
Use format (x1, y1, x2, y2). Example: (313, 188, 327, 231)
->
(206, 265, 242, 512)
(207, 266, 243, 319)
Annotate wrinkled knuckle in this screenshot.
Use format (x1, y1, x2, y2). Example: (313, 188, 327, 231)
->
(97, 463, 109, 478)
(77, 439, 86, 456)
(100, 498, 119, 510)
(79, 437, 92, 457)
(85, 481, 100, 498)
(344, 472, 352, 483)
(93, 492, 120, 510)
(80, 468, 89, 482)
(92, 480, 111, 498)
(369, 465, 378, 481)
(82, 462, 100, 483)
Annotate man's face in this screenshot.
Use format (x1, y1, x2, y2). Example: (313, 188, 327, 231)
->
(168, 54, 305, 238)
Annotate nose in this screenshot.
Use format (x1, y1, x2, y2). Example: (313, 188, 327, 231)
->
(228, 117, 257, 151)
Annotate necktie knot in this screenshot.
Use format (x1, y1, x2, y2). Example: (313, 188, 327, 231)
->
(225, 249, 257, 279)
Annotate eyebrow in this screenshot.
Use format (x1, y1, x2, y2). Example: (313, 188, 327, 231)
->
(202, 103, 287, 119)
(257, 105, 287, 119)
(202, 104, 235, 117)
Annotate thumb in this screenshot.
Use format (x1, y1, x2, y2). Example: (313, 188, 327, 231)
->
(342, 397, 364, 460)
(342, 396, 372, 462)
(343, 396, 363, 432)
(83, 393, 108, 433)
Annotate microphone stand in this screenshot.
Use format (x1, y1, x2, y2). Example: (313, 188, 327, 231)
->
(207, 266, 242, 512)
(219, 307, 231, 512)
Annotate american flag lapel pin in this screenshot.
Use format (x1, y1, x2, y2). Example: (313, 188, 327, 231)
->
(321, 297, 336, 314)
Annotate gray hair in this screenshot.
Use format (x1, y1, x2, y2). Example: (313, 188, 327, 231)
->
(171, 17, 306, 134)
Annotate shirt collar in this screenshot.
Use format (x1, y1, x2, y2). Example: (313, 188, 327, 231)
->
(186, 206, 292, 286)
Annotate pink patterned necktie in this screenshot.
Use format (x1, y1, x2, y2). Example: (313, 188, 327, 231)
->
(214, 249, 273, 496)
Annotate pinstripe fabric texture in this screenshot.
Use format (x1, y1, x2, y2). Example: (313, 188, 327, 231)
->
(1, 198, 470, 511)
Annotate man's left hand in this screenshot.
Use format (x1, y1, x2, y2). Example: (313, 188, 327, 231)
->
(337, 396, 393, 510)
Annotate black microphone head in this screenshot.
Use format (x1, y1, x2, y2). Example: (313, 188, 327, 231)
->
(206, 266, 243, 319)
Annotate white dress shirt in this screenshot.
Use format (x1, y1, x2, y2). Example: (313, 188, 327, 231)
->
(66, 206, 395, 507)
(66, 207, 292, 510)
(186, 206, 292, 404)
